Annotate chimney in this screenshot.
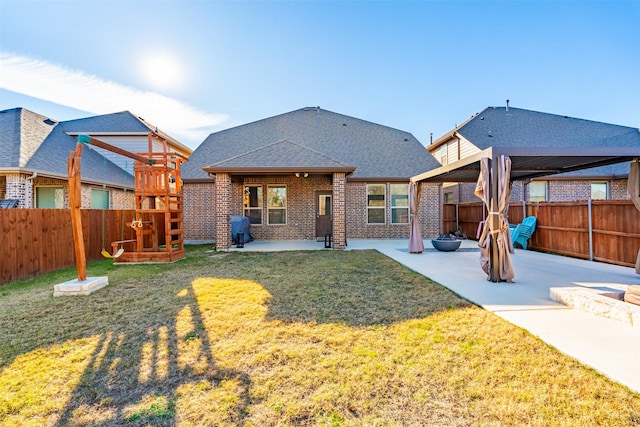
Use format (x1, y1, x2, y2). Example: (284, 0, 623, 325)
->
(430, 133, 433, 144)
(506, 99, 510, 112)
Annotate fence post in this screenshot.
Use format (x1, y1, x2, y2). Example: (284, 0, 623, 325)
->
(588, 198, 593, 261)
(455, 203, 459, 231)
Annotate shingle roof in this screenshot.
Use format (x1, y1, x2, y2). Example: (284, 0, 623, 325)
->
(205, 139, 354, 171)
(58, 111, 151, 133)
(0, 108, 57, 168)
(0, 108, 135, 187)
(456, 107, 640, 149)
(58, 111, 190, 154)
(455, 107, 640, 178)
(183, 107, 441, 180)
(26, 126, 133, 187)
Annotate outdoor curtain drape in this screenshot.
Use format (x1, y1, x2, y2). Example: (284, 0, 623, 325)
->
(474, 155, 515, 282)
(408, 181, 424, 254)
(629, 159, 640, 274)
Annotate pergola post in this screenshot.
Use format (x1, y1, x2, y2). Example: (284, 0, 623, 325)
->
(488, 156, 501, 282)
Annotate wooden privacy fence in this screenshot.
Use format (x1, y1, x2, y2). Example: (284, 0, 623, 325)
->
(1, 209, 135, 285)
(444, 200, 640, 268)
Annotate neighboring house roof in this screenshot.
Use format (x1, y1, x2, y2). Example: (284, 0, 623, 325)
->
(0, 108, 57, 168)
(183, 107, 441, 181)
(0, 107, 176, 188)
(432, 106, 640, 179)
(436, 106, 639, 149)
(59, 111, 192, 156)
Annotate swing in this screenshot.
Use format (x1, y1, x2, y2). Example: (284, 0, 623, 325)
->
(100, 156, 128, 259)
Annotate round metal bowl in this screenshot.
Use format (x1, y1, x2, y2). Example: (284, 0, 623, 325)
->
(431, 238, 461, 252)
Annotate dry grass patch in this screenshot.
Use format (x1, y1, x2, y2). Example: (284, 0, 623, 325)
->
(0, 247, 639, 426)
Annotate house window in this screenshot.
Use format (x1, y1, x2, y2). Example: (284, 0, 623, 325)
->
(439, 145, 447, 165)
(444, 192, 454, 204)
(91, 189, 110, 209)
(267, 185, 286, 225)
(367, 184, 385, 224)
(591, 182, 608, 200)
(390, 184, 409, 224)
(244, 185, 263, 224)
(36, 186, 64, 208)
(529, 181, 547, 202)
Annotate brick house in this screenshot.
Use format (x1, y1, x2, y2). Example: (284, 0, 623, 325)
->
(427, 105, 640, 203)
(182, 107, 443, 249)
(0, 108, 190, 209)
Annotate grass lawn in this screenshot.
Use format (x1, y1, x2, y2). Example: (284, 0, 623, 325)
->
(1, 246, 639, 426)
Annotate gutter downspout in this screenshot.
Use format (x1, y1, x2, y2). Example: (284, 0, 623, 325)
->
(25, 172, 38, 208)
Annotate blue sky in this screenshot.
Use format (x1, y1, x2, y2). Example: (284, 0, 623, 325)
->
(1, 0, 638, 149)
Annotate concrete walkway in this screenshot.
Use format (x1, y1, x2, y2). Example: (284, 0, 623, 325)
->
(229, 238, 640, 392)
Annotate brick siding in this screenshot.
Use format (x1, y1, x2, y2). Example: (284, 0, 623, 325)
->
(452, 179, 629, 203)
(183, 182, 216, 241)
(214, 173, 232, 249)
(184, 177, 443, 244)
(332, 173, 346, 248)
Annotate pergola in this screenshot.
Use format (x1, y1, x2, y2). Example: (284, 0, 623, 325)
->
(411, 146, 640, 282)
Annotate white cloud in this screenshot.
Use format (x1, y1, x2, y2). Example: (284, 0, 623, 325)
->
(0, 52, 228, 146)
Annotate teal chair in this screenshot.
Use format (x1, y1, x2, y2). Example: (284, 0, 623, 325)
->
(510, 216, 537, 250)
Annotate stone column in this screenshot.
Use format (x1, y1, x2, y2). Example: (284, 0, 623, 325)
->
(332, 172, 346, 249)
(215, 173, 231, 250)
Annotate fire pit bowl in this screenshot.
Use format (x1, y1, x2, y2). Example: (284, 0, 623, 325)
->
(431, 235, 462, 252)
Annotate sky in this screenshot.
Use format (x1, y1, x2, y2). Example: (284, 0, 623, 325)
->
(1, 0, 639, 149)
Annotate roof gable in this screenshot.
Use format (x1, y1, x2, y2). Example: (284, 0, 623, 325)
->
(25, 126, 135, 187)
(205, 139, 353, 171)
(0, 108, 57, 168)
(183, 107, 441, 180)
(0, 108, 134, 186)
(58, 111, 151, 133)
(58, 111, 190, 154)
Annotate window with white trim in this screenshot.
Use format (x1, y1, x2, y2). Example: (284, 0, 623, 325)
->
(91, 189, 110, 209)
(529, 181, 547, 202)
(367, 184, 385, 224)
(36, 186, 64, 208)
(267, 185, 286, 225)
(390, 184, 409, 224)
(244, 185, 263, 224)
(591, 182, 608, 200)
(439, 145, 447, 165)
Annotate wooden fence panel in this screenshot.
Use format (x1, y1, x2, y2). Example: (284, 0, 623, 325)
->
(591, 201, 640, 266)
(456, 202, 484, 239)
(448, 200, 640, 268)
(442, 204, 457, 236)
(527, 202, 590, 259)
(1, 209, 17, 282)
(0, 209, 136, 285)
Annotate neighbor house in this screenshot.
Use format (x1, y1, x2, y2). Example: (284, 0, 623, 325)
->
(181, 107, 443, 249)
(0, 108, 190, 210)
(428, 105, 640, 203)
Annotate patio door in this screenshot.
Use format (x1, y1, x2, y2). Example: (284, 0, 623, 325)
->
(316, 191, 332, 239)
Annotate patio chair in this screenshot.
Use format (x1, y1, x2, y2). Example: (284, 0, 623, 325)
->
(510, 216, 537, 250)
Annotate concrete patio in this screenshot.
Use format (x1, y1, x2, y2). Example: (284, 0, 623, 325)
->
(228, 238, 640, 393)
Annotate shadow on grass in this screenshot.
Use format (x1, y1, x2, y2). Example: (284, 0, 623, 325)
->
(1, 248, 469, 425)
(54, 281, 251, 426)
